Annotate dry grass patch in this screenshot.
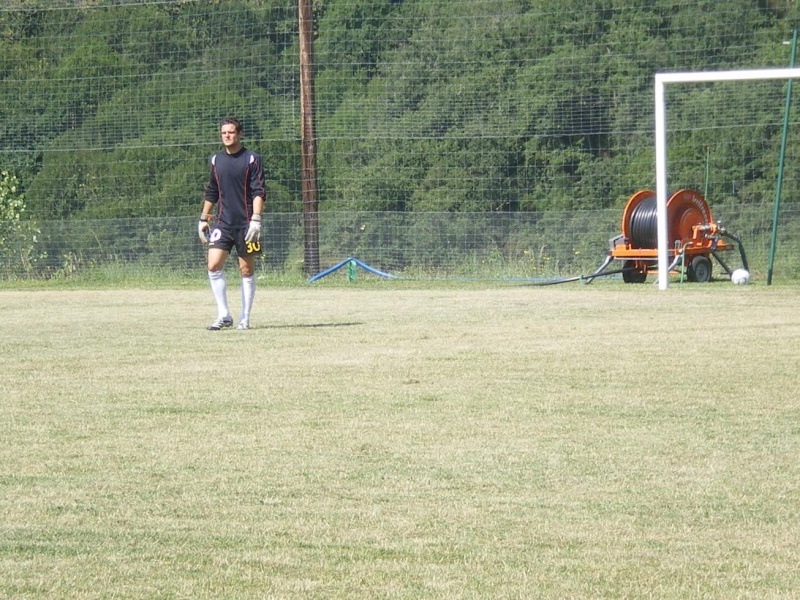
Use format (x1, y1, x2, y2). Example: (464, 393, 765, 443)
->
(1, 283, 799, 598)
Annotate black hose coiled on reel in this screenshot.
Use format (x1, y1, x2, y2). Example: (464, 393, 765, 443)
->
(628, 196, 659, 249)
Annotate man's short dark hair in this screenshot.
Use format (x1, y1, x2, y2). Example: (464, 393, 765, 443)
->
(219, 117, 242, 133)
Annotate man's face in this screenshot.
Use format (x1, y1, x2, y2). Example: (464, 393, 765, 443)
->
(220, 124, 241, 151)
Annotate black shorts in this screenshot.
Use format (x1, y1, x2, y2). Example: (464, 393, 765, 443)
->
(208, 225, 261, 257)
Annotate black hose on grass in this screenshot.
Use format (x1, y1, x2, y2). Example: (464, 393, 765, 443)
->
(523, 268, 627, 287)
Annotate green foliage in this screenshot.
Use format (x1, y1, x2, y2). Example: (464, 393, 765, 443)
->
(2, 0, 800, 279)
(3, 0, 797, 220)
(0, 170, 45, 277)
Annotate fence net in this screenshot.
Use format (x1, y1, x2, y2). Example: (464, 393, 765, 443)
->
(1, 1, 799, 281)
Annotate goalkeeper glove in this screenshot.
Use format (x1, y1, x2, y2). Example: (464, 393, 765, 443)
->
(198, 215, 211, 244)
(245, 213, 262, 243)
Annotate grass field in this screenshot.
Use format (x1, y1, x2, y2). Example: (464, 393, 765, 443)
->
(2, 281, 799, 599)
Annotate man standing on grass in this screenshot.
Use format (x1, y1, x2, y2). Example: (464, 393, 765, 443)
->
(197, 117, 266, 330)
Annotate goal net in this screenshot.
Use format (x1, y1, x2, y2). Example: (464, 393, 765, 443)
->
(655, 68, 800, 289)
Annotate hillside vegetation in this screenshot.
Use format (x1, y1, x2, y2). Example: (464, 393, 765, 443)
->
(1, 0, 798, 222)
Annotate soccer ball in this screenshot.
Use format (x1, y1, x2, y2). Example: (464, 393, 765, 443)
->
(731, 268, 750, 285)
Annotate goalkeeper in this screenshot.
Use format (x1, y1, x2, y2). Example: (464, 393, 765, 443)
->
(197, 116, 266, 330)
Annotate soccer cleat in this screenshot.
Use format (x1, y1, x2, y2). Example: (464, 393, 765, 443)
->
(236, 320, 249, 330)
(207, 315, 233, 330)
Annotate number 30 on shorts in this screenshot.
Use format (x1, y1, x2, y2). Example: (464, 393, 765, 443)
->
(246, 241, 261, 254)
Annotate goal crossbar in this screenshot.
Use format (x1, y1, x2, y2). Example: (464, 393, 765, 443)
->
(654, 67, 800, 290)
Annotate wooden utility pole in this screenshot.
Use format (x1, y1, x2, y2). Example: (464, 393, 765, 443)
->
(299, 0, 320, 276)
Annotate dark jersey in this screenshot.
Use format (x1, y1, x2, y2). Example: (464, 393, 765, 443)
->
(204, 147, 265, 229)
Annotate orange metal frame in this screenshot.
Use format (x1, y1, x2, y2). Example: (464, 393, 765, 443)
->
(610, 189, 730, 268)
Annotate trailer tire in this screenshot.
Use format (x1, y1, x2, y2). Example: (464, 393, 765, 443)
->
(688, 255, 712, 283)
(622, 260, 647, 284)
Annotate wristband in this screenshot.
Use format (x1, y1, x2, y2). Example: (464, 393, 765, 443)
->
(251, 213, 262, 221)
(200, 212, 212, 222)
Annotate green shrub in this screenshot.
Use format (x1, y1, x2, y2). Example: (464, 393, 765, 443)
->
(0, 171, 46, 278)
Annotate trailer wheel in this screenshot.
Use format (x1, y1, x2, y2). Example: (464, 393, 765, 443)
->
(687, 255, 712, 283)
(622, 260, 647, 283)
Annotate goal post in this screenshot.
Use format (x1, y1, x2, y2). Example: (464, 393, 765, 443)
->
(654, 67, 800, 290)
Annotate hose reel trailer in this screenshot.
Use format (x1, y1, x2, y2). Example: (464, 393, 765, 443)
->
(593, 189, 748, 284)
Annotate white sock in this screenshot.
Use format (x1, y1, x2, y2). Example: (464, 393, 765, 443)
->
(240, 276, 255, 323)
(208, 270, 230, 318)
